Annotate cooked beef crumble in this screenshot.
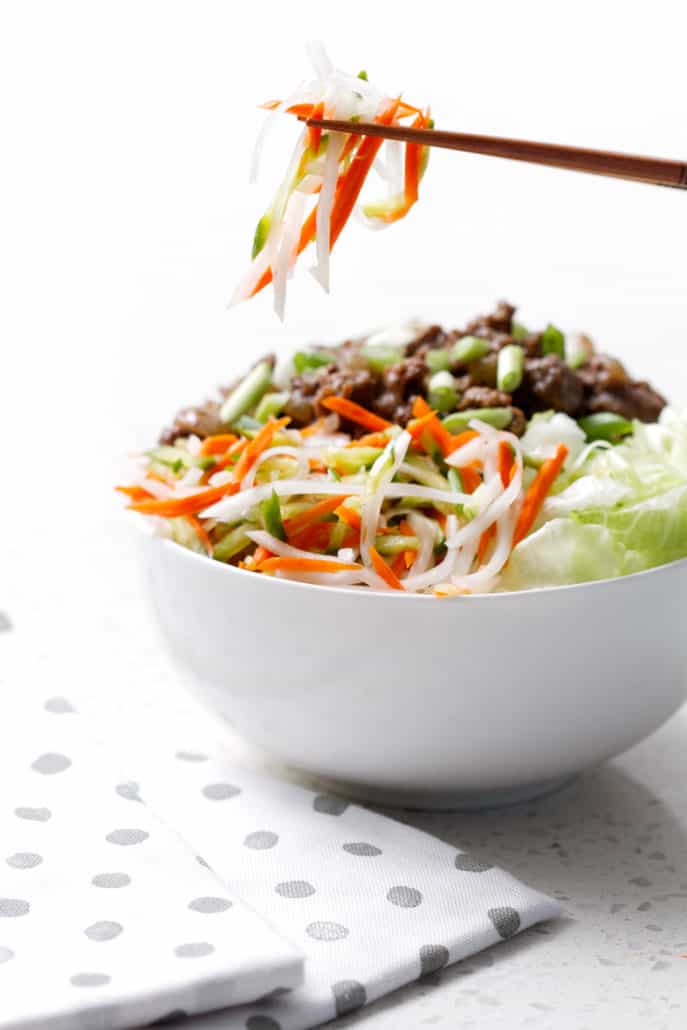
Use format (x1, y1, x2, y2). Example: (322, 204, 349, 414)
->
(159, 304, 666, 442)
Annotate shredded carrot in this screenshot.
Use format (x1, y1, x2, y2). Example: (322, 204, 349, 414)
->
(345, 431, 390, 448)
(498, 440, 515, 488)
(308, 457, 327, 473)
(253, 545, 273, 566)
(512, 444, 569, 547)
(406, 410, 440, 441)
(200, 434, 238, 456)
(321, 395, 391, 433)
(391, 552, 407, 578)
(115, 485, 154, 502)
(411, 396, 457, 456)
(371, 111, 427, 224)
(232, 417, 290, 482)
(128, 482, 240, 518)
(284, 495, 348, 539)
(200, 437, 247, 484)
(477, 523, 497, 564)
(399, 518, 416, 569)
(287, 522, 334, 552)
(258, 556, 361, 574)
(335, 504, 362, 531)
(308, 101, 324, 153)
(250, 99, 400, 299)
(369, 546, 405, 591)
(147, 469, 174, 485)
(186, 514, 213, 556)
(457, 465, 482, 494)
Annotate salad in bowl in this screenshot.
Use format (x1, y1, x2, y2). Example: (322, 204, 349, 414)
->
(119, 302, 687, 596)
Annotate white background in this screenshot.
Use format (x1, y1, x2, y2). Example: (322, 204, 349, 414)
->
(2, 3, 687, 1028)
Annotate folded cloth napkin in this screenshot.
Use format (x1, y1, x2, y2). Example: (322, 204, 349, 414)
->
(1, 692, 560, 1030)
(108, 739, 562, 1029)
(0, 698, 304, 1030)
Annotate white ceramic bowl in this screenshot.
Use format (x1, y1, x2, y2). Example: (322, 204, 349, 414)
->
(138, 526, 687, 809)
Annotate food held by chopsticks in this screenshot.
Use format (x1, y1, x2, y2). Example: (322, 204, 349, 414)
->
(119, 303, 687, 596)
(233, 42, 431, 319)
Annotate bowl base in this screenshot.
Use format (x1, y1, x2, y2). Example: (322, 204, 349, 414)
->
(312, 773, 578, 812)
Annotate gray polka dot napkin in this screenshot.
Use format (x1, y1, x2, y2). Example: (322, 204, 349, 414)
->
(136, 750, 562, 1029)
(0, 701, 303, 1030)
(1, 697, 559, 1030)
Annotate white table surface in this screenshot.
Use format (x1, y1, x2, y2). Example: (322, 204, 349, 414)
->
(3, 2, 687, 1027)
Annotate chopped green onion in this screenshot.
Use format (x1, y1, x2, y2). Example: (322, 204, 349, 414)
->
(565, 334, 590, 370)
(292, 350, 336, 374)
(541, 323, 565, 359)
(447, 467, 465, 514)
(251, 213, 271, 259)
(255, 390, 290, 422)
(451, 335, 490, 365)
(496, 344, 524, 393)
(326, 447, 383, 474)
(328, 468, 341, 482)
(260, 489, 286, 541)
(213, 524, 253, 562)
(442, 407, 513, 433)
(232, 414, 263, 436)
(428, 370, 459, 413)
(362, 343, 403, 373)
(578, 412, 634, 443)
(374, 534, 419, 555)
(220, 360, 273, 425)
(197, 456, 217, 471)
(145, 445, 194, 470)
(357, 69, 368, 80)
(511, 321, 529, 341)
(425, 348, 451, 374)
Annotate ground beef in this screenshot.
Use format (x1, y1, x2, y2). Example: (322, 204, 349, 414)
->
(459, 385, 512, 410)
(159, 304, 667, 445)
(464, 300, 515, 336)
(373, 355, 427, 424)
(285, 366, 379, 433)
(578, 356, 666, 422)
(517, 354, 585, 416)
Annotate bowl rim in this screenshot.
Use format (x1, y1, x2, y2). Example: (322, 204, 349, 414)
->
(132, 513, 687, 603)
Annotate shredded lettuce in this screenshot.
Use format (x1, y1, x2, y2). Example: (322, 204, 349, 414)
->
(501, 408, 687, 590)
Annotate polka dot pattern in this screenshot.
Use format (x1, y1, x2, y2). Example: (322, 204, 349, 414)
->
(342, 842, 382, 857)
(14, 806, 51, 822)
(332, 979, 367, 1016)
(419, 944, 449, 976)
(31, 752, 71, 775)
(0, 898, 30, 918)
(275, 880, 315, 899)
(105, 828, 149, 846)
(85, 920, 123, 942)
(244, 831, 279, 850)
(202, 783, 241, 801)
(306, 921, 349, 941)
(312, 795, 348, 816)
(188, 897, 232, 914)
(6, 852, 43, 870)
(92, 873, 131, 889)
(488, 906, 521, 939)
(386, 885, 423, 908)
(0, 692, 558, 1028)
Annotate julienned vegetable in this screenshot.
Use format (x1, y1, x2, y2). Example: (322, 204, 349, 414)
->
(234, 43, 431, 319)
(119, 366, 687, 595)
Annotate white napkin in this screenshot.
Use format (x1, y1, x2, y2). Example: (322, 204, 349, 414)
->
(109, 739, 562, 1028)
(0, 699, 303, 1030)
(1, 692, 560, 1030)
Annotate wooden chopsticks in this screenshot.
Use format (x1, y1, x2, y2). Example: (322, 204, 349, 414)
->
(305, 117, 687, 190)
